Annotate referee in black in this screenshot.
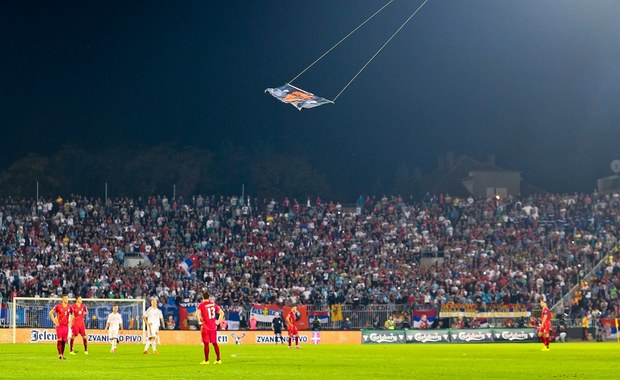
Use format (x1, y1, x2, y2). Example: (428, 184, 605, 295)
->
(272, 312, 285, 345)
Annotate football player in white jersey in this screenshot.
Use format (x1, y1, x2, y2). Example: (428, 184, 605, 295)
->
(105, 304, 124, 353)
(143, 298, 165, 354)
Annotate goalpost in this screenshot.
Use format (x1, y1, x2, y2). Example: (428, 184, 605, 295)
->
(8, 297, 146, 344)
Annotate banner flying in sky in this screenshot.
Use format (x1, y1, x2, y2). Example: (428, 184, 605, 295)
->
(265, 83, 333, 111)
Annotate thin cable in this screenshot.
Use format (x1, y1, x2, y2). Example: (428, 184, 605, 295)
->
(288, 0, 395, 85)
(333, 0, 430, 101)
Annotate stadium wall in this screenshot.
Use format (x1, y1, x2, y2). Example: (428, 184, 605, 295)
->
(4, 326, 616, 345)
(361, 328, 540, 344)
(2, 328, 361, 345)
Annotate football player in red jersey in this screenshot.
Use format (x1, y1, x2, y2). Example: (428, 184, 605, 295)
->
(539, 297, 552, 351)
(196, 291, 224, 365)
(49, 294, 72, 360)
(69, 296, 89, 355)
(286, 306, 301, 349)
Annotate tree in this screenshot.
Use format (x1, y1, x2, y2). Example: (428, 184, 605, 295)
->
(114, 145, 215, 197)
(0, 154, 58, 197)
(392, 163, 415, 197)
(250, 152, 330, 201)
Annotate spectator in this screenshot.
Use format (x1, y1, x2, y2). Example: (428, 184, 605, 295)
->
(418, 315, 429, 330)
(311, 316, 321, 331)
(342, 317, 352, 330)
(581, 313, 589, 341)
(455, 316, 465, 329)
(90, 314, 98, 329)
(165, 315, 175, 330)
(239, 313, 248, 330)
(401, 312, 411, 329)
(0, 192, 618, 326)
(384, 316, 395, 330)
(555, 323, 567, 343)
(372, 315, 381, 329)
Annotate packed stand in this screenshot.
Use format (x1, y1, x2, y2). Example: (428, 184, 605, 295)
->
(0, 192, 619, 322)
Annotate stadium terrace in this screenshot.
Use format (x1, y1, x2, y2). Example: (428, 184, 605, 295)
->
(0, 193, 618, 330)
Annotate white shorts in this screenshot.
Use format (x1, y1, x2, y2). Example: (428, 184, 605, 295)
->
(109, 328, 120, 340)
(148, 325, 160, 338)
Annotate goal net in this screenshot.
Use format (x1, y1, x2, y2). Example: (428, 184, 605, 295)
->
(4, 297, 145, 344)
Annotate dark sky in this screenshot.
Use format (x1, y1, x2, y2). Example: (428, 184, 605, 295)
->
(2, 0, 620, 194)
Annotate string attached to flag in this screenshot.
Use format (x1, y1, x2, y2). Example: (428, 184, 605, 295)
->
(266, 0, 431, 110)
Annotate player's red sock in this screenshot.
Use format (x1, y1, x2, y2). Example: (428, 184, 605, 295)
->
(61, 341, 66, 355)
(213, 343, 221, 361)
(84, 339, 88, 351)
(295, 336, 299, 346)
(288, 337, 291, 347)
(203, 344, 209, 361)
(70, 338, 74, 352)
(57, 341, 62, 355)
(545, 337, 550, 348)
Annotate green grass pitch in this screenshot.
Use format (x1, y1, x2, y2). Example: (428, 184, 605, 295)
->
(0, 343, 617, 379)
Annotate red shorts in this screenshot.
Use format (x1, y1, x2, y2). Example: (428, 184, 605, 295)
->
(56, 325, 69, 342)
(201, 328, 217, 344)
(72, 324, 86, 337)
(288, 326, 298, 336)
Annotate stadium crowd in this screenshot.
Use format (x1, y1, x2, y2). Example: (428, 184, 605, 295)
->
(1, 192, 619, 322)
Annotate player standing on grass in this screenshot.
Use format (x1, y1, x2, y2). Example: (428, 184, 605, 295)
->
(286, 305, 301, 349)
(143, 298, 165, 354)
(69, 296, 89, 355)
(49, 294, 72, 360)
(105, 304, 124, 353)
(272, 312, 285, 345)
(539, 297, 551, 351)
(196, 290, 224, 365)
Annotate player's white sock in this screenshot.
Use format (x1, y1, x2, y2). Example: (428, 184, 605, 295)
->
(152, 342, 157, 351)
(144, 341, 151, 351)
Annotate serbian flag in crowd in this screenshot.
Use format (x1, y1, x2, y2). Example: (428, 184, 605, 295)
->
(179, 254, 199, 275)
(283, 305, 309, 330)
(250, 304, 282, 323)
(477, 317, 489, 328)
(178, 302, 200, 330)
(227, 309, 241, 330)
(139, 252, 156, 264)
(602, 318, 618, 339)
(413, 310, 437, 328)
(308, 310, 329, 324)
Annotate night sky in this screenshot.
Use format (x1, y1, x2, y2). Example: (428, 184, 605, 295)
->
(2, 0, 620, 195)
